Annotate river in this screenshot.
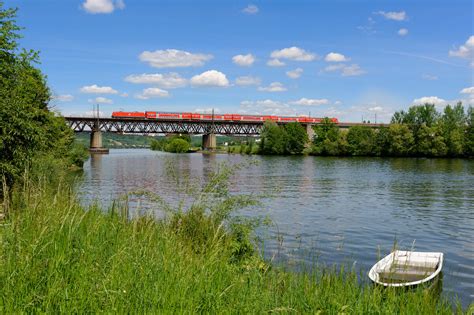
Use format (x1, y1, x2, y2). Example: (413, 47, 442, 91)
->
(79, 149, 474, 307)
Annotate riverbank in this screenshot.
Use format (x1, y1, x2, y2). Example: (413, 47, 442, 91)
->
(0, 160, 464, 313)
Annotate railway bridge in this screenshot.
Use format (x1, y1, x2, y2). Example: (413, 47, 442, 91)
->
(64, 116, 388, 153)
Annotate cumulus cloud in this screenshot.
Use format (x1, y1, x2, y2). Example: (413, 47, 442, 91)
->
(449, 35, 474, 62)
(235, 76, 261, 86)
(325, 52, 350, 62)
(240, 99, 296, 116)
(286, 68, 303, 79)
(323, 63, 366, 76)
(242, 4, 259, 14)
(80, 84, 118, 94)
(139, 49, 213, 68)
(232, 54, 255, 66)
(258, 82, 287, 92)
(124, 73, 187, 88)
(460, 86, 474, 94)
(135, 88, 170, 99)
(190, 70, 230, 87)
(375, 11, 407, 21)
(422, 74, 438, 80)
(270, 46, 317, 61)
(412, 96, 447, 106)
(52, 94, 74, 102)
(267, 59, 285, 67)
(398, 28, 408, 36)
(82, 0, 125, 14)
(88, 96, 113, 104)
(289, 98, 329, 106)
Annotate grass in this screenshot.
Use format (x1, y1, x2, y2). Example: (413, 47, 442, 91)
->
(0, 163, 465, 313)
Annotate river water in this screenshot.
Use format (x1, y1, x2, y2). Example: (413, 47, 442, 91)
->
(79, 149, 474, 307)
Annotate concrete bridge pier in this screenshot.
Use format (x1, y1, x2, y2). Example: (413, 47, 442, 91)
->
(89, 131, 109, 154)
(305, 124, 315, 142)
(202, 133, 217, 150)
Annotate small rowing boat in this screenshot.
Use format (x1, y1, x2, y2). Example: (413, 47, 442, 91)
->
(368, 250, 443, 287)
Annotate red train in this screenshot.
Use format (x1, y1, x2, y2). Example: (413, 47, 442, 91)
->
(111, 111, 339, 124)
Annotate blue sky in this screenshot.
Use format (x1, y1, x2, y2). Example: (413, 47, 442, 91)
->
(7, 0, 474, 122)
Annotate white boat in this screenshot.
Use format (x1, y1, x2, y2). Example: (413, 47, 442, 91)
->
(368, 250, 444, 287)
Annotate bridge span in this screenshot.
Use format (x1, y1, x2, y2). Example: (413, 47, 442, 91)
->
(64, 116, 388, 152)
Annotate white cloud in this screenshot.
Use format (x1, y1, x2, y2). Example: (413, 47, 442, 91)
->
(286, 68, 303, 79)
(232, 54, 255, 66)
(334, 100, 342, 106)
(52, 94, 74, 102)
(398, 28, 408, 36)
(323, 63, 366, 76)
(82, 0, 124, 14)
(240, 99, 296, 116)
(258, 82, 287, 92)
(270, 46, 317, 61)
(139, 49, 213, 68)
(368, 106, 383, 112)
(267, 59, 285, 67)
(290, 98, 329, 106)
(460, 86, 474, 94)
(242, 4, 259, 14)
(135, 88, 170, 99)
(190, 70, 230, 87)
(342, 64, 366, 76)
(325, 52, 350, 62)
(124, 73, 187, 88)
(120, 92, 129, 97)
(449, 35, 474, 60)
(80, 84, 118, 94)
(235, 76, 261, 86)
(422, 74, 438, 80)
(89, 96, 113, 104)
(412, 96, 447, 106)
(375, 11, 407, 21)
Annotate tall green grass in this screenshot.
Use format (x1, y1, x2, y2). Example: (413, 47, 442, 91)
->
(0, 163, 463, 313)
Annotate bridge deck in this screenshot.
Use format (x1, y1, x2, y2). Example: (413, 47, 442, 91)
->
(65, 117, 389, 135)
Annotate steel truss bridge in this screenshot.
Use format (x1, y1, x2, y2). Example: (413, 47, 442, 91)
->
(65, 117, 388, 135)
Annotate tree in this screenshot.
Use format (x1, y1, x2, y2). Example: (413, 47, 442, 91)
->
(311, 117, 345, 155)
(465, 106, 474, 156)
(165, 138, 190, 153)
(374, 127, 390, 156)
(417, 124, 447, 157)
(284, 122, 308, 154)
(388, 124, 414, 156)
(259, 121, 287, 155)
(441, 103, 466, 156)
(346, 126, 376, 156)
(0, 3, 78, 190)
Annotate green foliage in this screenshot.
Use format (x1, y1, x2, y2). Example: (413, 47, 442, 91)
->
(387, 124, 414, 156)
(150, 135, 191, 153)
(164, 138, 190, 153)
(284, 122, 308, 154)
(259, 121, 288, 155)
(346, 126, 376, 155)
(311, 118, 347, 156)
(0, 3, 85, 191)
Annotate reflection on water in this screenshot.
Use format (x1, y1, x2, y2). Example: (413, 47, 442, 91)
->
(79, 150, 474, 307)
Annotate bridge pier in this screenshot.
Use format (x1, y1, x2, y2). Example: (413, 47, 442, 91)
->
(202, 133, 217, 150)
(89, 131, 109, 154)
(305, 124, 315, 143)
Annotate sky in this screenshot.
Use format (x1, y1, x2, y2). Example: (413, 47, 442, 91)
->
(6, 0, 474, 122)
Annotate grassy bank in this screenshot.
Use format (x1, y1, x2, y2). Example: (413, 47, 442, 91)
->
(0, 165, 463, 313)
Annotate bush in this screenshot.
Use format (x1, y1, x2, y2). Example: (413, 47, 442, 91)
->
(164, 138, 190, 153)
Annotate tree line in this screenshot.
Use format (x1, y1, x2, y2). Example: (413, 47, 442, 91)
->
(259, 103, 473, 157)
